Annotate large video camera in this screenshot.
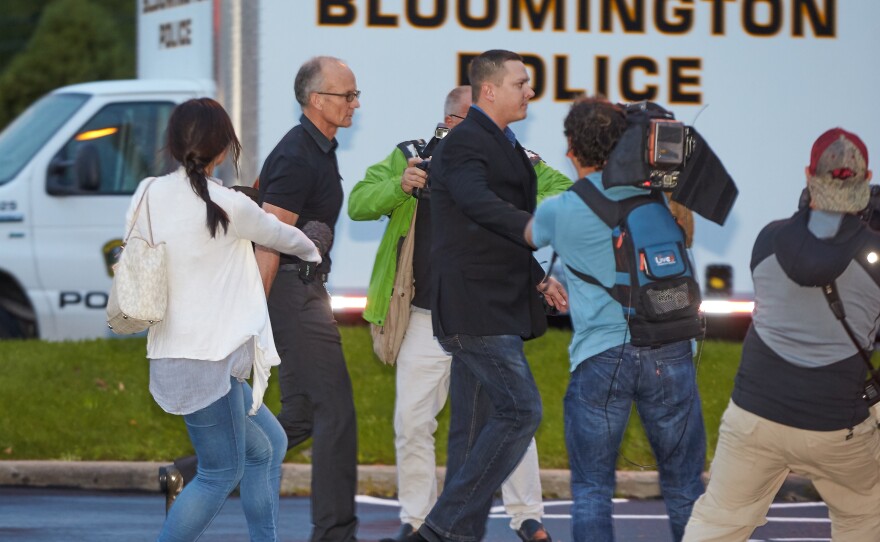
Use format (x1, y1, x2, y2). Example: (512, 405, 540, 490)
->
(609, 102, 695, 190)
(401, 125, 450, 200)
(602, 101, 738, 226)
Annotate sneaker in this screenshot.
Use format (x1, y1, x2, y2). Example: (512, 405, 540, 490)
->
(158, 465, 184, 514)
(516, 519, 551, 542)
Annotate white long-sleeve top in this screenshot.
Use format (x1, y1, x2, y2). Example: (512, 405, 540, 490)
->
(124, 168, 320, 413)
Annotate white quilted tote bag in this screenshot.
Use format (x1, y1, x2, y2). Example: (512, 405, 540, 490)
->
(106, 178, 168, 335)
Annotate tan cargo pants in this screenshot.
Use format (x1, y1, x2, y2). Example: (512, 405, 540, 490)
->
(683, 400, 880, 542)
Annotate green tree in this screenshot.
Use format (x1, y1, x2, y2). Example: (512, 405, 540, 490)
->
(0, 1, 47, 76)
(0, 0, 134, 129)
(0, 0, 135, 75)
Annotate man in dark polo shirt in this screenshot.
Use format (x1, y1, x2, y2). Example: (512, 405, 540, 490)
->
(256, 56, 360, 542)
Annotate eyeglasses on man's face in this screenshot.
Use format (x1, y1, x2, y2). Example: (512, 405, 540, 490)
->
(316, 90, 361, 103)
(449, 114, 466, 121)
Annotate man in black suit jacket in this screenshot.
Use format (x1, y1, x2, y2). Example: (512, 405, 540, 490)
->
(417, 50, 567, 542)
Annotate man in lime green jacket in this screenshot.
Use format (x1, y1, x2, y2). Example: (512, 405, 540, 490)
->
(348, 86, 571, 542)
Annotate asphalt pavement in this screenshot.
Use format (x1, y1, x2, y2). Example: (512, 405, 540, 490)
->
(0, 460, 829, 541)
(0, 488, 833, 542)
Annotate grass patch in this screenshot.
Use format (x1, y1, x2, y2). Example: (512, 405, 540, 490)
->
(0, 328, 743, 470)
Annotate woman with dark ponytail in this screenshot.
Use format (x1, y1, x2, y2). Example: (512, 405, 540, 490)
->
(123, 98, 321, 542)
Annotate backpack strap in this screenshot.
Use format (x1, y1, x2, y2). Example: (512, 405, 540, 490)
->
(564, 179, 614, 293)
(565, 262, 633, 313)
(565, 263, 608, 289)
(560, 180, 615, 297)
(571, 177, 670, 225)
(569, 177, 621, 228)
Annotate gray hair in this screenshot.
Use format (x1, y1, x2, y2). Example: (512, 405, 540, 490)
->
(294, 56, 342, 106)
(468, 50, 522, 102)
(444, 85, 471, 116)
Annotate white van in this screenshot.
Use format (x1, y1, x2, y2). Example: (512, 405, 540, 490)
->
(0, 80, 211, 339)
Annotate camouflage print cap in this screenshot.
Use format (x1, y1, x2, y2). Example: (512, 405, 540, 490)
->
(807, 128, 870, 213)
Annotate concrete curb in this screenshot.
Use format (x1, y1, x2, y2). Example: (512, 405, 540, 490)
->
(0, 461, 820, 501)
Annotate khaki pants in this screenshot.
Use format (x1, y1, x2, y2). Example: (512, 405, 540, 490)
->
(683, 401, 880, 542)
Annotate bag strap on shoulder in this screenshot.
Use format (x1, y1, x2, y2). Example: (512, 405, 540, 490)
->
(822, 281, 880, 388)
(569, 178, 620, 228)
(570, 177, 667, 229)
(125, 177, 158, 244)
(564, 179, 618, 293)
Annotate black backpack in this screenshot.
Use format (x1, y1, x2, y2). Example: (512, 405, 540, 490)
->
(566, 179, 704, 346)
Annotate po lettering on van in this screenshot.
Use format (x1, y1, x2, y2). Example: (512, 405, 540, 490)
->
(59, 291, 108, 309)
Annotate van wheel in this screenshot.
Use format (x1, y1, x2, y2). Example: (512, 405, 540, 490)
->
(0, 307, 23, 339)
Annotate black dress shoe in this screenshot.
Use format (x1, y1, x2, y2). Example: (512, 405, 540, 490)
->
(516, 519, 552, 542)
(158, 465, 184, 514)
(379, 523, 415, 542)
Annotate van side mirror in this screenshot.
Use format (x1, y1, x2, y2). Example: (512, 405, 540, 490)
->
(46, 144, 101, 195)
(47, 155, 74, 194)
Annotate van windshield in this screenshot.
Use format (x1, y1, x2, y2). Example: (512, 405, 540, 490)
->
(0, 92, 89, 185)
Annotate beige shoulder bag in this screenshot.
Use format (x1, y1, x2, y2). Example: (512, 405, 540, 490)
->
(370, 206, 418, 365)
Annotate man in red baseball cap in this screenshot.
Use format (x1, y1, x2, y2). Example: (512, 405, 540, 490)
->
(806, 128, 872, 212)
(682, 128, 880, 541)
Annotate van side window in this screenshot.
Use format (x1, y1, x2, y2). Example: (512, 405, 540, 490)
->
(48, 102, 175, 195)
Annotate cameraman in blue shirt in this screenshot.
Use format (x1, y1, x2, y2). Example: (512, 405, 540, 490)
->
(525, 97, 706, 542)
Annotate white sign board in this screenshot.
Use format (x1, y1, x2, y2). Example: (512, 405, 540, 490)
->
(137, 0, 213, 80)
(267, 1, 880, 297)
(138, 0, 880, 299)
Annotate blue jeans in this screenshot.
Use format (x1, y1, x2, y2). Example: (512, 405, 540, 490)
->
(159, 378, 287, 542)
(564, 341, 705, 542)
(421, 334, 542, 542)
